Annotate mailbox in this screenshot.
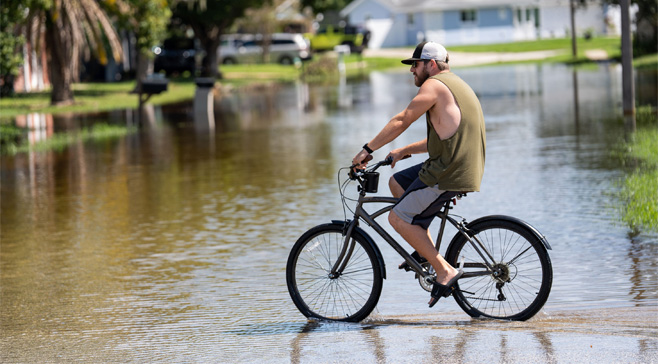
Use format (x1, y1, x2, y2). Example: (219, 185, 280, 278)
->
(141, 78, 168, 94)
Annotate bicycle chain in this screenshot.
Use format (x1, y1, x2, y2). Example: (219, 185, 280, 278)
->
(460, 295, 505, 302)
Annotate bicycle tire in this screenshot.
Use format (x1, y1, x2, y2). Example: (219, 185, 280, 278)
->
(445, 218, 552, 321)
(286, 224, 383, 322)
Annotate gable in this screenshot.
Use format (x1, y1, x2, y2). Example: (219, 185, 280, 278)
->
(341, 0, 394, 22)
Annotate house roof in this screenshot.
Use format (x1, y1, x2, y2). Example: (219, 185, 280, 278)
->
(341, 0, 545, 17)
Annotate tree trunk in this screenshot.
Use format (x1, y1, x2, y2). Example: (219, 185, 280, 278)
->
(46, 19, 74, 105)
(202, 37, 221, 78)
(133, 50, 153, 93)
(0, 74, 15, 97)
(193, 24, 222, 79)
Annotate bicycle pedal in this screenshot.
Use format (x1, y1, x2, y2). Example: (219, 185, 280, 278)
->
(398, 251, 427, 271)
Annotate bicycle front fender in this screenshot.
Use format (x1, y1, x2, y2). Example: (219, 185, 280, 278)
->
(331, 220, 387, 279)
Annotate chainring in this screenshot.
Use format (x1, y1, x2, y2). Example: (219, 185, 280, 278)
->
(417, 263, 435, 292)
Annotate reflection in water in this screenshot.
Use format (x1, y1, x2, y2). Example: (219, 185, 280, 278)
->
(14, 113, 54, 145)
(628, 234, 658, 303)
(289, 318, 567, 363)
(289, 322, 387, 364)
(572, 69, 580, 135)
(215, 81, 322, 132)
(1, 63, 657, 362)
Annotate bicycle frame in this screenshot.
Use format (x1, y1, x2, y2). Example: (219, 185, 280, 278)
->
(331, 189, 499, 281)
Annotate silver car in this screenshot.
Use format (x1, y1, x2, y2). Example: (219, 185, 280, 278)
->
(219, 33, 312, 65)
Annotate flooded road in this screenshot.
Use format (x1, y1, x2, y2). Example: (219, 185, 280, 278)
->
(1, 63, 657, 362)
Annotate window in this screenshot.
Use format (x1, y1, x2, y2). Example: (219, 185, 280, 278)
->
(498, 8, 507, 20)
(272, 39, 294, 45)
(534, 8, 540, 28)
(461, 9, 476, 23)
(407, 13, 415, 26)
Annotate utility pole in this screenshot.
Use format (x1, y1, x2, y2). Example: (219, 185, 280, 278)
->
(620, 0, 636, 132)
(570, 0, 577, 59)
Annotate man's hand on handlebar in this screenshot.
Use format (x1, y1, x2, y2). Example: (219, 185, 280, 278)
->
(386, 149, 411, 168)
(352, 149, 372, 169)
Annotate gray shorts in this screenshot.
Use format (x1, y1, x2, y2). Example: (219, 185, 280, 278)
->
(392, 163, 458, 230)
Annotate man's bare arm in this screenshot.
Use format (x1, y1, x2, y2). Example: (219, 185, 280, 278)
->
(387, 139, 427, 167)
(352, 80, 439, 166)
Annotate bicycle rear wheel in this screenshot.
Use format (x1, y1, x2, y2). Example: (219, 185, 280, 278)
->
(286, 223, 383, 322)
(445, 218, 552, 321)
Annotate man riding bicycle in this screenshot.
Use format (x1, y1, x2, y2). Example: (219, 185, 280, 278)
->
(352, 41, 486, 307)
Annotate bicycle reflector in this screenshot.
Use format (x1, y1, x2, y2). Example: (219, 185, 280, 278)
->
(363, 172, 380, 193)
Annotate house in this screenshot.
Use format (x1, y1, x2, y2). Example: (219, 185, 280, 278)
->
(340, 0, 613, 49)
(14, 31, 49, 93)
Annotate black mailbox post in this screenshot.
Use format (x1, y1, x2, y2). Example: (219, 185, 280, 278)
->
(138, 77, 168, 124)
(139, 78, 168, 104)
(141, 79, 168, 94)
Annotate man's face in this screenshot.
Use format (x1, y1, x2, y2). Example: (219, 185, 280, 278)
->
(411, 60, 431, 87)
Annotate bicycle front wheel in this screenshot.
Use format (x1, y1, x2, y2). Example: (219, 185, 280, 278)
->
(445, 218, 552, 321)
(286, 223, 383, 322)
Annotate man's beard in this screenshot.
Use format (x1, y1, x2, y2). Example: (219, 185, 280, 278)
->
(414, 71, 429, 87)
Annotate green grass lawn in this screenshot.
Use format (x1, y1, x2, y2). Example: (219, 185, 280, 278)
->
(617, 112, 658, 232)
(449, 36, 620, 53)
(0, 81, 197, 120)
(425, 36, 625, 64)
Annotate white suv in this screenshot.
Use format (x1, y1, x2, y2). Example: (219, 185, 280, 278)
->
(219, 33, 312, 65)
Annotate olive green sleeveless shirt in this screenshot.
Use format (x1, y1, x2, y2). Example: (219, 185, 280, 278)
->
(418, 72, 486, 191)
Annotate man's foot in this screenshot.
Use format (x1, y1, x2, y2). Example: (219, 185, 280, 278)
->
(428, 269, 463, 307)
(398, 251, 427, 271)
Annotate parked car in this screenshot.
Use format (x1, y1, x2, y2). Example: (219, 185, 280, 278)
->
(307, 25, 370, 54)
(153, 37, 203, 75)
(218, 33, 312, 65)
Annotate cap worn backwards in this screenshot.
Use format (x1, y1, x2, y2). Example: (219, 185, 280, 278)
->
(401, 41, 448, 65)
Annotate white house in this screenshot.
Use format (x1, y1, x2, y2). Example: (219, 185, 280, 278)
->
(340, 0, 614, 48)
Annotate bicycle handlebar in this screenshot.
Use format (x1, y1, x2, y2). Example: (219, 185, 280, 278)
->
(349, 155, 410, 180)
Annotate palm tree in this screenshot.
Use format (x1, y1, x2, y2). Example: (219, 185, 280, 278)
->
(23, 0, 123, 105)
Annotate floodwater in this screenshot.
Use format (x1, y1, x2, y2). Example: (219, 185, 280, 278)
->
(1, 63, 657, 363)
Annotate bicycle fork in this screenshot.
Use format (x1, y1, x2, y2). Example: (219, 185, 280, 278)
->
(329, 219, 360, 278)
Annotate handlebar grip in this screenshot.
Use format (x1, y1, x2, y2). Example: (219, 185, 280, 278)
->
(351, 154, 373, 169)
(349, 154, 374, 180)
(382, 154, 411, 166)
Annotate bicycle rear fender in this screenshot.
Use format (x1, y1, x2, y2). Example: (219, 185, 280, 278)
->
(458, 215, 552, 251)
(331, 220, 387, 279)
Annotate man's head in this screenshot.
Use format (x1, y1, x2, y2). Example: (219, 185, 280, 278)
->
(402, 41, 450, 86)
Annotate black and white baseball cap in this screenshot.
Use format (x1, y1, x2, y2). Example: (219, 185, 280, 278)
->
(401, 41, 448, 65)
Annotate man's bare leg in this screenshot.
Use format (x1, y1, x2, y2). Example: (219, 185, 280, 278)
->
(389, 176, 405, 198)
(388, 211, 458, 285)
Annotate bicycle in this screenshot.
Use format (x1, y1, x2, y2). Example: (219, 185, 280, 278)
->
(286, 157, 553, 322)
